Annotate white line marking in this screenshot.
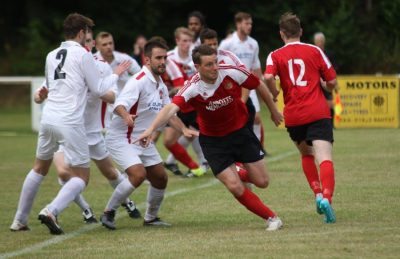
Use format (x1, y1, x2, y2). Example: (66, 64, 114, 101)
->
(0, 151, 296, 258)
(0, 132, 33, 137)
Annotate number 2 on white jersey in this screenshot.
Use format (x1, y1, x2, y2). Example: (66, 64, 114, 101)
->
(288, 58, 307, 87)
(54, 49, 67, 80)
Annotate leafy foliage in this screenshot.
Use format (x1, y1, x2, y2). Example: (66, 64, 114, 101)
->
(1, 0, 399, 75)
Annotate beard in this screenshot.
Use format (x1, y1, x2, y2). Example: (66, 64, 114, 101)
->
(151, 65, 166, 75)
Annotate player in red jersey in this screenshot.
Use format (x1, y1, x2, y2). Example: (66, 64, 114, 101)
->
(264, 12, 338, 223)
(136, 45, 284, 231)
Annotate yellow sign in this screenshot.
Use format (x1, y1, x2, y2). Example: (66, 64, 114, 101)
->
(273, 75, 399, 128)
(335, 76, 399, 128)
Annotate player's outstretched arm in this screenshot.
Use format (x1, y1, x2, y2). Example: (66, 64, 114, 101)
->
(114, 105, 137, 128)
(264, 73, 280, 102)
(256, 80, 283, 126)
(135, 103, 181, 147)
(168, 115, 199, 138)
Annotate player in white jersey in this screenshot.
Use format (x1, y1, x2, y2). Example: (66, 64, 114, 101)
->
(219, 12, 266, 148)
(10, 13, 126, 235)
(94, 31, 141, 93)
(34, 30, 141, 224)
(100, 39, 193, 229)
(94, 31, 142, 128)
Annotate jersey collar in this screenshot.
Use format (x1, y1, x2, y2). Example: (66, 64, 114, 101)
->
(61, 40, 83, 48)
(143, 66, 162, 86)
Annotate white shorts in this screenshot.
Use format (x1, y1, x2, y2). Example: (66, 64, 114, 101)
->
(57, 132, 109, 161)
(36, 124, 90, 167)
(88, 132, 109, 161)
(105, 136, 162, 171)
(249, 90, 260, 113)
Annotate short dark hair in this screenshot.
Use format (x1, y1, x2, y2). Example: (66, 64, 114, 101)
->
(200, 28, 218, 43)
(192, 44, 217, 65)
(279, 12, 301, 38)
(95, 31, 112, 42)
(234, 12, 252, 23)
(148, 36, 168, 48)
(63, 13, 94, 39)
(188, 11, 206, 26)
(144, 39, 168, 57)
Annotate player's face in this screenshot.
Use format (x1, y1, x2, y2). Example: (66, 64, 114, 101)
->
(96, 36, 114, 59)
(188, 17, 202, 34)
(148, 47, 167, 76)
(197, 54, 218, 83)
(237, 18, 253, 36)
(203, 38, 218, 50)
(85, 33, 95, 51)
(176, 34, 193, 54)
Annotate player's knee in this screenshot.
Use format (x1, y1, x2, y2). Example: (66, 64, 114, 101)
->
(128, 171, 146, 186)
(100, 167, 118, 180)
(226, 179, 245, 196)
(163, 138, 174, 147)
(57, 170, 71, 182)
(253, 175, 269, 188)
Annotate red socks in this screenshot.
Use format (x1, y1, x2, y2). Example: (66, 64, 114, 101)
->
(235, 163, 251, 183)
(320, 160, 335, 203)
(301, 155, 322, 195)
(166, 142, 198, 169)
(236, 188, 275, 219)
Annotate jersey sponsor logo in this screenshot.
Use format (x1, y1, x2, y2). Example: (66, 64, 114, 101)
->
(147, 101, 163, 112)
(205, 96, 234, 111)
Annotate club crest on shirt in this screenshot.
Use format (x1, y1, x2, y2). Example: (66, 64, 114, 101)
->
(224, 81, 233, 90)
(159, 90, 163, 99)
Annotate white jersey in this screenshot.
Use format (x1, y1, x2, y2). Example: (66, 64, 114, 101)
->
(84, 59, 117, 134)
(42, 41, 117, 126)
(167, 47, 196, 79)
(218, 31, 261, 71)
(165, 58, 185, 87)
(94, 50, 141, 93)
(107, 66, 170, 143)
(217, 49, 244, 67)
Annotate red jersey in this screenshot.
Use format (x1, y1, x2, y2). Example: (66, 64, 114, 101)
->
(264, 42, 336, 126)
(173, 65, 259, 136)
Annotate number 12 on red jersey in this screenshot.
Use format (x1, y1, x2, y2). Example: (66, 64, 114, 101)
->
(288, 58, 307, 87)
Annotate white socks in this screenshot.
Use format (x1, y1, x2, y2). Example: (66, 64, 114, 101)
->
(58, 178, 90, 212)
(144, 186, 165, 221)
(105, 178, 135, 211)
(108, 170, 132, 205)
(47, 177, 86, 216)
(14, 169, 44, 224)
(191, 137, 207, 164)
